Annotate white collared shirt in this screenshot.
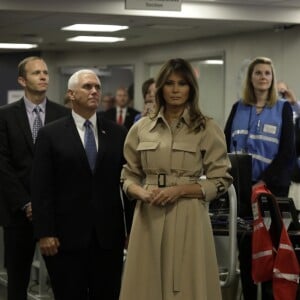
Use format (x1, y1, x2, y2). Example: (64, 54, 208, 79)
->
(72, 111, 99, 150)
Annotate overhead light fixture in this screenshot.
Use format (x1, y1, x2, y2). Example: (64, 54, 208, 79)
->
(0, 43, 37, 49)
(67, 36, 125, 43)
(62, 24, 128, 32)
(202, 60, 224, 65)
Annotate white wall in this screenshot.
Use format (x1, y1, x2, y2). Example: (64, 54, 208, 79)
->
(43, 25, 300, 127)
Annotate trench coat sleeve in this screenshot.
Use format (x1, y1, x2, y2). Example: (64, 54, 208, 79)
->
(121, 123, 145, 195)
(198, 119, 233, 202)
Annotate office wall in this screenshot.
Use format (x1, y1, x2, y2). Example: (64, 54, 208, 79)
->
(0, 52, 40, 106)
(43, 25, 300, 127)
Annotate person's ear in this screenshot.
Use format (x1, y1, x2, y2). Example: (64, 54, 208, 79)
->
(17, 76, 26, 88)
(67, 89, 75, 101)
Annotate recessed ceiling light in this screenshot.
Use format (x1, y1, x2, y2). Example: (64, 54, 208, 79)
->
(202, 60, 224, 65)
(62, 24, 128, 32)
(0, 43, 37, 49)
(67, 36, 126, 43)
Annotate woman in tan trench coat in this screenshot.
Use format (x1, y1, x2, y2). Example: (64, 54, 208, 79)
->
(119, 58, 232, 300)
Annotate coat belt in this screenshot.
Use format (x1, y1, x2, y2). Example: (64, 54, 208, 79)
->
(145, 174, 199, 291)
(145, 174, 199, 187)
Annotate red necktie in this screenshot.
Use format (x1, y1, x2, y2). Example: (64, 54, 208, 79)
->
(118, 109, 123, 125)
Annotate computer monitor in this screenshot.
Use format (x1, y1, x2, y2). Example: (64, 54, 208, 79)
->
(228, 153, 253, 218)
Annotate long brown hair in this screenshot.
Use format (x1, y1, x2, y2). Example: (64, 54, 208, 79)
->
(155, 58, 207, 132)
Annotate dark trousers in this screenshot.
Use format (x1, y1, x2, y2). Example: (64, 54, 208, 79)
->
(43, 235, 123, 300)
(3, 225, 36, 300)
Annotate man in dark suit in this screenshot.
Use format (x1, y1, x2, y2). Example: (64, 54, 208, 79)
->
(101, 86, 140, 130)
(31, 69, 132, 300)
(0, 56, 69, 300)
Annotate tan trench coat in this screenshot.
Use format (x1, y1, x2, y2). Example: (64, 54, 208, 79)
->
(119, 109, 232, 300)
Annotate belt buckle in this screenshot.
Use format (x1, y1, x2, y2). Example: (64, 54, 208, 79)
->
(158, 173, 166, 187)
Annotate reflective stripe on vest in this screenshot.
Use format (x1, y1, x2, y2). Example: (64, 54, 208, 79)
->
(230, 100, 284, 181)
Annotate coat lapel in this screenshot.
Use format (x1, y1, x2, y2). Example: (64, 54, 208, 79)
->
(14, 99, 34, 152)
(94, 115, 109, 170)
(44, 99, 58, 124)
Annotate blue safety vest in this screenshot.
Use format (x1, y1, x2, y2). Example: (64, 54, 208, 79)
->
(230, 100, 284, 181)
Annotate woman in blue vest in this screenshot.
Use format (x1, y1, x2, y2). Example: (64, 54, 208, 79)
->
(224, 56, 295, 300)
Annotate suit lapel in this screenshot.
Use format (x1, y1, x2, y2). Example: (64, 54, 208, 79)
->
(44, 99, 58, 124)
(94, 115, 109, 170)
(14, 99, 34, 152)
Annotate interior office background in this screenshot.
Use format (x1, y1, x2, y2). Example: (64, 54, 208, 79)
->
(0, 4, 299, 300)
(0, 25, 299, 128)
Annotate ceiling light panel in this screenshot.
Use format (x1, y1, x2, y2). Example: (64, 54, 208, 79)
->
(0, 43, 37, 49)
(62, 24, 128, 32)
(67, 36, 126, 43)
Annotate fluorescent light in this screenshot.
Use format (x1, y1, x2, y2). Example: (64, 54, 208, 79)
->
(67, 36, 125, 43)
(0, 43, 37, 49)
(62, 24, 128, 32)
(202, 60, 224, 65)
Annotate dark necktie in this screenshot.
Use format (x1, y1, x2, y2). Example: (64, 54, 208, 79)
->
(84, 120, 97, 171)
(32, 106, 43, 143)
(118, 109, 123, 125)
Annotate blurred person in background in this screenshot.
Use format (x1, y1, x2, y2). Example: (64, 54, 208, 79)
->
(134, 78, 156, 122)
(277, 80, 300, 121)
(99, 92, 114, 112)
(101, 87, 140, 130)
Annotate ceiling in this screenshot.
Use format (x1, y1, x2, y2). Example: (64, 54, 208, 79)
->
(0, 0, 299, 52)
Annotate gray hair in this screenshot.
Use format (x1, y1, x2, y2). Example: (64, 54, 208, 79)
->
(68, 69, 99, 90)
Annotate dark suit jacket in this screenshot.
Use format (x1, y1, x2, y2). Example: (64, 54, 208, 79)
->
(101, 106, 140, 130)
(0, 98, 69, 226)
(31, 114, 132, 250)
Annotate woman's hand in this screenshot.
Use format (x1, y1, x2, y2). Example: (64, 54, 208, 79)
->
(127, 183, 156, 203)
(150, 186, 181, 206)
(138, 189, 156, 203)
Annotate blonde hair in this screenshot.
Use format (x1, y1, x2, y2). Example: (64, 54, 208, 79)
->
(242, 56, 278, 106)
